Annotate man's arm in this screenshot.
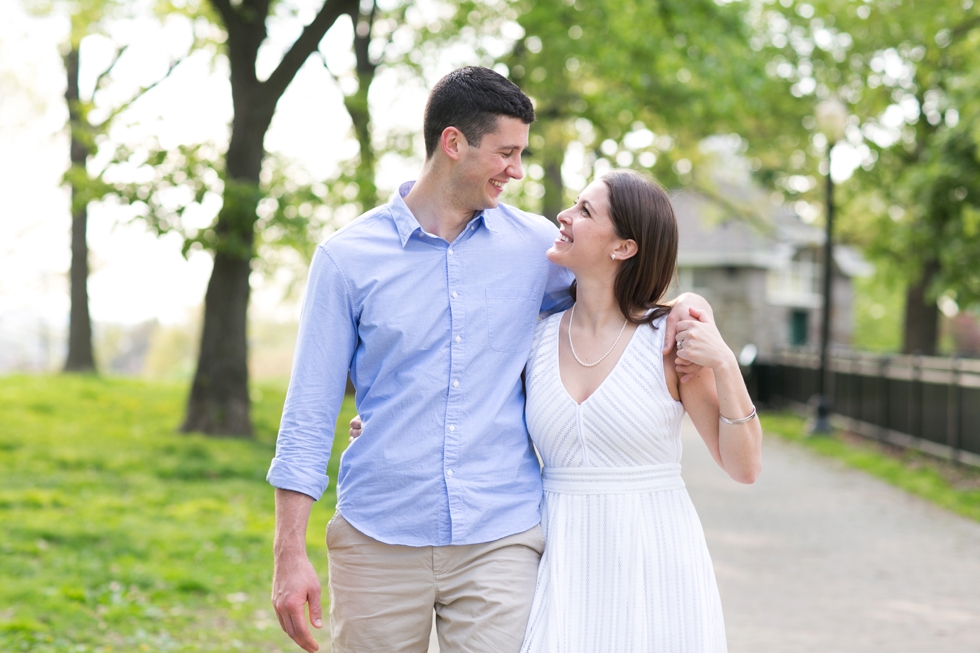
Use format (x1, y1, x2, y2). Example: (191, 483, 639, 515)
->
(267, 244, 357, 651)
(662, 292, 714, 383)
(272, 489, 322, 653)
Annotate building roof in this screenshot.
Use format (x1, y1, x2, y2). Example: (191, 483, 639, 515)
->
(671, 184, 870, 277)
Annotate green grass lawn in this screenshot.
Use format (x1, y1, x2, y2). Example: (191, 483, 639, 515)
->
(760, 411, 980, 523)
(0, 375, 353, 652)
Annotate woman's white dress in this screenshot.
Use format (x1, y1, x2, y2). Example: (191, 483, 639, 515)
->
(520, 312, 727, 653)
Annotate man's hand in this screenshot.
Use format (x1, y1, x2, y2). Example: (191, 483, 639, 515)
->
(272, 552, 323, 652)
(273, 488, 320, 652)
(349, 415, 362, 443)
(663, 293, 714, 383)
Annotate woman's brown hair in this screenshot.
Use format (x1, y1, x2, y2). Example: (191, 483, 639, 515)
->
(570, 169, 678, 327)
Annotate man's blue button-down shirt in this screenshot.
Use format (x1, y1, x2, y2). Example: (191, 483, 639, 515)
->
(267, 182, 573, 546)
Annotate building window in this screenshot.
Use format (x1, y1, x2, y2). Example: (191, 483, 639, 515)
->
(766, 258, 821, 308)
(790, 310, 809, 346)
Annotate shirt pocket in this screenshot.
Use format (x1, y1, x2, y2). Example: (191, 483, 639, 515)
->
(486, 287, 539, 353)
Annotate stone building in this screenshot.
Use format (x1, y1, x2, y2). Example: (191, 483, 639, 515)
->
(668, 189, 871, 362)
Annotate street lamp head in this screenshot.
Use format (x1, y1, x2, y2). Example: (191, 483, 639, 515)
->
(815, 95, 848, 144)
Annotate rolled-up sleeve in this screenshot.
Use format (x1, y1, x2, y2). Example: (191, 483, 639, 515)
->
(266, 244, 356, 500)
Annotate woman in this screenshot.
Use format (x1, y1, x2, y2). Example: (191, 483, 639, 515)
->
(520, 169, 762, 653)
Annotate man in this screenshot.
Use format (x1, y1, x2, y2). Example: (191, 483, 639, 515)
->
(268, 67, 708, 653)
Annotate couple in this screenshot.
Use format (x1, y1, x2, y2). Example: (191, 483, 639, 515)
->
(267, 66, 762, 653)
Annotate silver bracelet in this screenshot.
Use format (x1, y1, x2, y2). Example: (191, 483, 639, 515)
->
(720, 405, 757, 425)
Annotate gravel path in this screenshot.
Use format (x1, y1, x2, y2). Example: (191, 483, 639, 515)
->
(423, 416, 980, 653)
(681, 417, 980, 653)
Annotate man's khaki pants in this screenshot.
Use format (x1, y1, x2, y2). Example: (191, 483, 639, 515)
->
(326, 514, 544, 653)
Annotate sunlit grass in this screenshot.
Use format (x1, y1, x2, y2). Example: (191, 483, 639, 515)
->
(0, 375, 351, 652)
(760, 411, 980, 523)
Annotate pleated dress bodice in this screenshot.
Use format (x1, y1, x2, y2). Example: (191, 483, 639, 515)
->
(525, 311, 686, 470)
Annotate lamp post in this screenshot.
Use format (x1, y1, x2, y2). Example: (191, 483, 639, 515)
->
(811, 96, 847, 434)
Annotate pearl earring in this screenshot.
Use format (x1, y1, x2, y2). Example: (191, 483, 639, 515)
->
(611, 253, 616, 260)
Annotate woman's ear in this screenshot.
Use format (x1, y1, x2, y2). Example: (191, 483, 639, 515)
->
(613, 239, 638, 261)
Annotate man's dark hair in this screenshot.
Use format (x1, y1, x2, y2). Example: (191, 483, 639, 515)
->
(423, 67, 535, 159)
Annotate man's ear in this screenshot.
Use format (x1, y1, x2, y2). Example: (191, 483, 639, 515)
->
(613, 239, 638, 261)
(441, 127, 467, 161)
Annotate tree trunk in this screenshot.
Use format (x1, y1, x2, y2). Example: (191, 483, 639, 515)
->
(63, 46, 96, 373)
(345, 71, 378, 210)
(541, 157, 564, 225)
(902, 259, 941, 356)
(182, 0, 354, 436)
(343, 1, 379, 211)
(182, 248, 255, 435)
(182, 98, 271, 437)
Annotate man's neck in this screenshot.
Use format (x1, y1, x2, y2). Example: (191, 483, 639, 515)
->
(404, 166, 479, 243)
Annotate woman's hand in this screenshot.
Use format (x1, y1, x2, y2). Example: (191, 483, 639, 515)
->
(673, 307, 737, 372)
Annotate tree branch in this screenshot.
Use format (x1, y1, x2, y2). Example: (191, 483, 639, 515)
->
(317, 49, 340, 84)
(208, 0, 238, 27)
(950, 13, 980, 41)
(263, 0, 358, 101)
(92, 44, 130, 97)
(95, 54, 188, 131)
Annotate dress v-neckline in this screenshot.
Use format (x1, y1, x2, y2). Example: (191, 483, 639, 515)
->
(555, 310, 641, 407)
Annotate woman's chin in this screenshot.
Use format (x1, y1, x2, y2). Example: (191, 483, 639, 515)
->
(545, 247, 567, 266)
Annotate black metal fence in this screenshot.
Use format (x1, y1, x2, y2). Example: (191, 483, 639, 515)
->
(751, 350, 980, 467)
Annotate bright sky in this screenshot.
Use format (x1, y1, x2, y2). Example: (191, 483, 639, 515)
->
(0, 0, 440, 350)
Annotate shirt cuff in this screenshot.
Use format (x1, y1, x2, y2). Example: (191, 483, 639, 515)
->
(266, 458, 330, 501)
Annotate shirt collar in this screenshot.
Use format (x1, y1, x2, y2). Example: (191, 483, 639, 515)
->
(390, 181, 496, 248)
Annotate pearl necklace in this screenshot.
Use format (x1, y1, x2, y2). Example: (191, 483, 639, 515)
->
(568, 304, 629, 367)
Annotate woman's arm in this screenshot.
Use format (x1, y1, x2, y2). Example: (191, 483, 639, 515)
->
(672, 307, 762, 484)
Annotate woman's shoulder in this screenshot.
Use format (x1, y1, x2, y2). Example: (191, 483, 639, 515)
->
(529, 311, 563, 362)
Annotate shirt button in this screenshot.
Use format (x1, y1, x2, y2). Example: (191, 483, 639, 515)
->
(449, 425, 456, 432)
(448, 248, 454, 255)
(453, 379, 459, 388)
(451, 291, 458, 299)
(447, 469, 454, 477)
(454, 335, 461, 343)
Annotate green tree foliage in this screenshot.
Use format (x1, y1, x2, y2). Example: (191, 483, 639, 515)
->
(454, 0, 809, 220)
(24, 0, 188, 373)
(104, 1, 462, 436)
(756, 0, 980, 354)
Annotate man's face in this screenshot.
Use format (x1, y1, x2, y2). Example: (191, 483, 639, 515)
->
(455, 116, 529, 211)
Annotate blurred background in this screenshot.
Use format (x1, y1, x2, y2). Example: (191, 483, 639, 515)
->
(5, 0, 980, 387)
(2, 0, 980, 650)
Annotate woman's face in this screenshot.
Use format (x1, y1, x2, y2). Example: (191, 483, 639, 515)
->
(547, 180, 627, 272)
